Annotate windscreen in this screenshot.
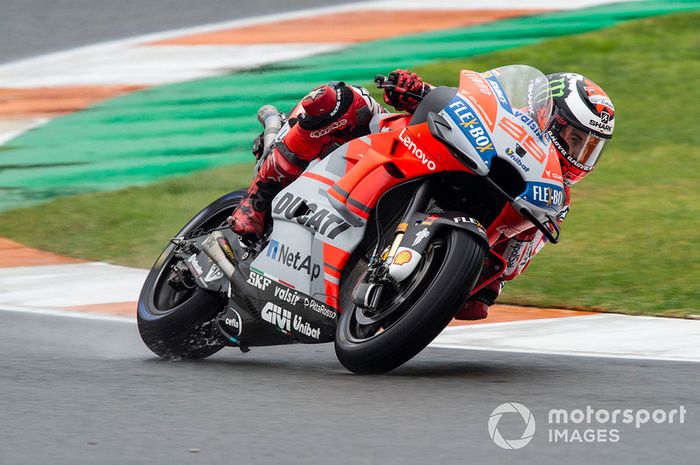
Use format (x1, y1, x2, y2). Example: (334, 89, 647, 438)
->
(483, 65, 553, 133)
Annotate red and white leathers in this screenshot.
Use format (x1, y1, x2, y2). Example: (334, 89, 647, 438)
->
(229, 82, 388, 238)
(230, 70, 429, 239)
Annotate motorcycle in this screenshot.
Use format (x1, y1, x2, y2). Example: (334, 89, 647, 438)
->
(137, 65, 565, 374)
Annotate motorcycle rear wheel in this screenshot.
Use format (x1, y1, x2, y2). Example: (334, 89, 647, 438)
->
(335, 228, 485, 374)
(137, 191, 244, 359)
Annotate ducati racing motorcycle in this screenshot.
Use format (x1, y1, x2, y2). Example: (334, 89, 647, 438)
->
(137, 65, 565, 374)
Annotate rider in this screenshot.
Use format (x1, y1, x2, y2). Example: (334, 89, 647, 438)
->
(229, 70, 615, 320)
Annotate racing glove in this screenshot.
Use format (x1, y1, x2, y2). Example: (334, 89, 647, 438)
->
(383, 69, 432, 113)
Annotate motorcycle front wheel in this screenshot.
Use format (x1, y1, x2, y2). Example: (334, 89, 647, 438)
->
(335, 228, 485, 374)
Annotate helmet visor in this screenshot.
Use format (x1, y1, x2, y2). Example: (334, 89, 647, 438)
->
(551, 119, 608, 172)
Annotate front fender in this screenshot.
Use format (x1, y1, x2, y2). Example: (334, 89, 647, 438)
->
(388, 211, 488, 282)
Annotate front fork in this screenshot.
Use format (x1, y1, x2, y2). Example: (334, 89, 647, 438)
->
(384, 179, 433, 264)
(352, 179, 433, 310)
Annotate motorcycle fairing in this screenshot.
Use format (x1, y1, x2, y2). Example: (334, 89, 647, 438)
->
(437, 69, 566, 217)
(249, 125, 464, 311)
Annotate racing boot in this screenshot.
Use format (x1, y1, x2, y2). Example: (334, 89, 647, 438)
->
(454, 279, 504, 321)
(229, 146, 305, 240)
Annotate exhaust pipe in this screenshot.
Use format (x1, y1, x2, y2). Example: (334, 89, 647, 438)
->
(201, 231, 236, 281)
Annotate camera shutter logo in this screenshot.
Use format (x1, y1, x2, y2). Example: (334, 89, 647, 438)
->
(488, 402, 536, 450)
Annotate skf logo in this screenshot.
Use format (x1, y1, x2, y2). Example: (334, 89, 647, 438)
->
(446, 99, 495, 155)
(261, 302, 291, 331)
(247, 270, 271, 291)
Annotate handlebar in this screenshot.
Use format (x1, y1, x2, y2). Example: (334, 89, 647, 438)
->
(374, 74, 426, 102)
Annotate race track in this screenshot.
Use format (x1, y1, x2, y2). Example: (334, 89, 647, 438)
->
(2, 1, 699, 463)
(2, 310, 698, 465)
(0, 0, 374, 63)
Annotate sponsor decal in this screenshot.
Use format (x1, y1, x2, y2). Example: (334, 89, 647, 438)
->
(600, 110, 610, 124)
(463, 94, 495, 131)
(531, 184, 564, 208)
(273, 193, 351, 239)
(274, 285, 302, 306)
(550, 135, 594, 171)
(485, 75, 512, 112)
(216, 236, 235, 260)
(393, 250, 413, 266)
(204, 264, 224, 283)
(265, 239, 321, 280)
(542, 144, 564, 182)
(261, 302, 291, 331)
(247, 270, 272, 291)
(187, 254, 203, 275)
(505, 240, 526, 270)
(505, 148, 531, 172)
(310, 118, 348, 138)
(303, 297, 337, 319)
(514, 110, 543, 139)
(224, 309, 242, 337)
(589, 119, 612, 133)
(446, 99, 496, 158)
(305, 87, 326, 101)
(292, 315, 321, 339)
(262, 301, 322, 339)
(329, 87, 344, 117)
(543, 168, 563, 181)
(412, 228, 430, 247)
(398, 128, 437, 170)
(454, 216, 485, 230)
(460, 70, 492, 96)
(549, 77, 567, 99)
(498, 116, 546, 163)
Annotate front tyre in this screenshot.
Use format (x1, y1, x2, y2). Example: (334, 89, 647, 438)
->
(335, 228, 485, 374)
(137, 191, 244, 359)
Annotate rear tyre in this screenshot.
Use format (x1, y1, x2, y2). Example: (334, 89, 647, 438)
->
(335, 228, 485, 374)
(137, 191, 244, 359)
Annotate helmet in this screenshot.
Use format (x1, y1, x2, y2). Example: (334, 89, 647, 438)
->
(546, 73, 615, 184)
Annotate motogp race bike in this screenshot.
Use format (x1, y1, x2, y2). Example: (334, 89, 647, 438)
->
(138, 65, 566, 374)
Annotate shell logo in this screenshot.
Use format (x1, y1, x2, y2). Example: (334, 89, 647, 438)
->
(393, 250, 413, 266)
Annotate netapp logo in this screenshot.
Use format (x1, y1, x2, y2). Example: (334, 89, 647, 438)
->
(266, 239, 321, 280)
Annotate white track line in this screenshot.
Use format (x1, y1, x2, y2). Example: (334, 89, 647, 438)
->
(0, 304, 134, 323)
(0, 44, 345, 87)
(431, 313, 700, 363)
(0, 262, 148, 308)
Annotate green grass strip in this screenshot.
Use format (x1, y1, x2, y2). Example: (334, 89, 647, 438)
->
(1, 0, 698, 211)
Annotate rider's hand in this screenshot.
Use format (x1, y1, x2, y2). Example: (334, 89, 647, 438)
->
(383, 69, 427, 113)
